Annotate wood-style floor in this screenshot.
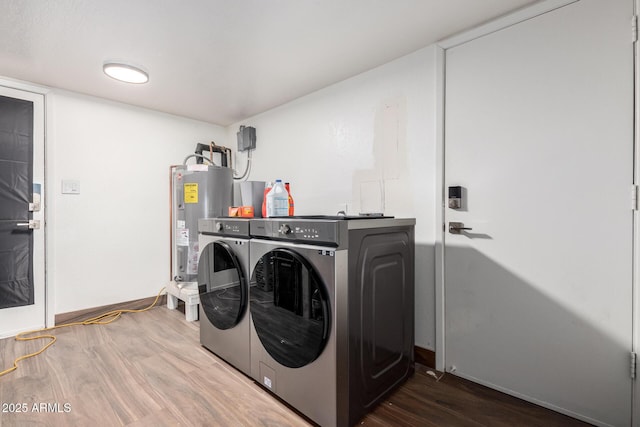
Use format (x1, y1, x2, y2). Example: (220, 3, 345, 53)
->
(0, 304, 590, 427)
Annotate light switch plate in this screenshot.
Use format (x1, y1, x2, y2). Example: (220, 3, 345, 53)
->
(61, 179, 80, 194)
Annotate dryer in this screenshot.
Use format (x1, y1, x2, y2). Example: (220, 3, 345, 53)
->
(197, 217, 251, 375)
(249, 216, 415, 427)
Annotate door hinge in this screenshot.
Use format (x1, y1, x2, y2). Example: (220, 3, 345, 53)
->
(632, 185, 639, 211)
(632, 352, 637, 379)
(633, 15, 638, 43)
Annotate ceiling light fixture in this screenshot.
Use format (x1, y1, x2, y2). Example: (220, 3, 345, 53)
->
(103, 62, 149, 84)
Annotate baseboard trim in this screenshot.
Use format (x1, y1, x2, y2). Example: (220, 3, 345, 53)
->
(55, 294, 167, 325)
(414, 346, 435, 368)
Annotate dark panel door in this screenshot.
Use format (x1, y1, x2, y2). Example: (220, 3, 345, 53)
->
(0, 95, 33, 309)
(0, 87, 45, 338)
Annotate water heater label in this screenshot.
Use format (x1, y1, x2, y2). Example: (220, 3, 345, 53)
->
(176, 229, 189, 247)
(187, 164, 208, 172)
(184, 183, 198, 203)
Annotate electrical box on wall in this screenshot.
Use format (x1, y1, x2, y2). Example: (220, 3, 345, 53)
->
(237, 126, 256, 151)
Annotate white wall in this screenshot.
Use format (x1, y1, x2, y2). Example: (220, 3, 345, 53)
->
(47, 90, 227, 313)
(229, 46, 438, 350)
(43, 45, 439, 349)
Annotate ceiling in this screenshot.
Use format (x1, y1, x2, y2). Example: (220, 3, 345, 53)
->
(0, 0, 538, 126)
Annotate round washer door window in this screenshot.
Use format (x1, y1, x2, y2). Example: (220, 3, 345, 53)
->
(197, 241, 247, 330)
(250, 248, 330, 368)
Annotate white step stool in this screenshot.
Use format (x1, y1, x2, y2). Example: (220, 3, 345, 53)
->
(166, 281, 200, 322)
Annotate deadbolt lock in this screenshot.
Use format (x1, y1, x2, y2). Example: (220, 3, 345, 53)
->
(448, 186, 463, 209)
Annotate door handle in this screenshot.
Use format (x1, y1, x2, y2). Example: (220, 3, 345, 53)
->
(449, 222, 472, 234)
(16, 220, 40, 230)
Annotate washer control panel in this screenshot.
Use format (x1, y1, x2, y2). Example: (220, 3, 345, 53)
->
(198, 218, 250, 237)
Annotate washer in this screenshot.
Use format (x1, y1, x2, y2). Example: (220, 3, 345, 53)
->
(197, 217, 251, 375)
(249, 216, 415, 427)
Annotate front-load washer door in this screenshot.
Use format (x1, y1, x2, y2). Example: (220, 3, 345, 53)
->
(250, 248, 330, 368)
(198, 241, 247, 330)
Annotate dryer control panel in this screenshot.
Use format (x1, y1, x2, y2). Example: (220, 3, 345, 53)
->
(250, 219, 341, 246)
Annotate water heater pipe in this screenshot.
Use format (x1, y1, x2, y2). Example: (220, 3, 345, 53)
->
(168, 164, 178, 282)
(194, 142, 231, 167)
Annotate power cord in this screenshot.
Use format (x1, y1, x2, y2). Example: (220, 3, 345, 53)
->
(0, 287, 166, 378)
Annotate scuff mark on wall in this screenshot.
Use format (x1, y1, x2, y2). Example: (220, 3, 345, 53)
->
(352, 96, 407, 214)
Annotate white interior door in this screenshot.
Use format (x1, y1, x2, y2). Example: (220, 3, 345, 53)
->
(0, 86, 45, 338)
(444, 1, 634, 426)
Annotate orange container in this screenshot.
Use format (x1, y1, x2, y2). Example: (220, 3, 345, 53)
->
(228, 206, 254, 217)
(240, 206, 254, 217)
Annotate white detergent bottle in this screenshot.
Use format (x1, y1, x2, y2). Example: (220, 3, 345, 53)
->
(267, 179, 289, 217)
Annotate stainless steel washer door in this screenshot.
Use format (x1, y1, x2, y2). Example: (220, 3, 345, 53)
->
(198, 241, 248, 330)
(250, 248, 330, 368)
